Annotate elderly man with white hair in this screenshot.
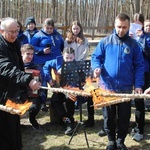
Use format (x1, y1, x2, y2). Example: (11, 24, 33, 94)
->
(0, 18, 41, 150)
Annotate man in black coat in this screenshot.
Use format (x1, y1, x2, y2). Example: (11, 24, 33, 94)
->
(0, 18, 41, 150)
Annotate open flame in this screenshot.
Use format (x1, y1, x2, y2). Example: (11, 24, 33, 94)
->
(91, 88, 120, 106)
(63, 77, 121, 107)
(5, 99, 32, 115)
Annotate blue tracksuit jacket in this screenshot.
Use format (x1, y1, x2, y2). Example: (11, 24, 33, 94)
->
(91, 31, 144, 92)
(43, 55, 63, 83)
(23, 28, 38, 43)
(138, 32, 150, 72)
(30, 29, 64, 65)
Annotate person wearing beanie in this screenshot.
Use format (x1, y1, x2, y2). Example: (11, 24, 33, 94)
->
(25, 17, 36, 27)
(23, 16, 38, 43)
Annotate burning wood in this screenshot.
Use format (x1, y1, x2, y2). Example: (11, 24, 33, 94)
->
(94, 98, 131, 108)
(40, 86, 150, 108)
(0, 104, 21, 115)
(5, 99, 32, 115)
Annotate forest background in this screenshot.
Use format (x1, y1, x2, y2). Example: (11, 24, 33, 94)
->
(0, 0, 150, 36)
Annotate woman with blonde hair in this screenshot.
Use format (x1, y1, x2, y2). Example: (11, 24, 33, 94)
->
(65, 21, 89, 61)
(65, 21, 94, 128)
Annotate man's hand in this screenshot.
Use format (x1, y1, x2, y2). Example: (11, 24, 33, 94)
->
(136, 29, 143, 37)
(43, 47, 51, 54)
(48, 79, 55, 87)
(29, 79, 41, 90)
(134, 88, 143, 94)
(144, 87, 150, 94)
(94, 68, 101, 78)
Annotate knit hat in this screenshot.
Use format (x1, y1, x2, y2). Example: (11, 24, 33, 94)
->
(25, 17, 36, 26)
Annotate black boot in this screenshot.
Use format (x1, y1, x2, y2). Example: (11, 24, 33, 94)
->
(116, 143, 128, 150)
(84, 117, 94, 127)
(97, 128, 107, 137)
(106, 141, 117, 150)
(29, 115, 40, 129)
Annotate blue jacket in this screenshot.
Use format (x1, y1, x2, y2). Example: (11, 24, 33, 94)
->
(43, 56, 63, 83)
(30, 29, 64, 65)
(91, 31, 144, 92)
(17, 30, 28, 45)
(23, 28, 38, 43)
(138, 33, 150, 72)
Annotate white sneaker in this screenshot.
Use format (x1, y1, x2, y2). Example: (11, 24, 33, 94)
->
(132, 132, 143, 142)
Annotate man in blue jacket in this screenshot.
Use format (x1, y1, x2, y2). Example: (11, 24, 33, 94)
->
(91, 13, 144, 150)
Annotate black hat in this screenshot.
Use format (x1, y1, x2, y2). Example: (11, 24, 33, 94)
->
(25, 17, 36, 26)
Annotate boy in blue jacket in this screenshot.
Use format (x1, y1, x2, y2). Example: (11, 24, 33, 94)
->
(42, 47, 94, 135)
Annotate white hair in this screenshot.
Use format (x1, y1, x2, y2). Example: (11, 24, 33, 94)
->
(1, 17, 17, 30)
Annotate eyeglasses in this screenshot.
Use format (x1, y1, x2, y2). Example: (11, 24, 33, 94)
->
(5, 30, 19, 34)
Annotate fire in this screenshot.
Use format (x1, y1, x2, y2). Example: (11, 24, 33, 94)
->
(5, 99, 32, 115)
(84, 77, 98, 93)
(91, 88, 121, 108)
(60, 77, 121, 107)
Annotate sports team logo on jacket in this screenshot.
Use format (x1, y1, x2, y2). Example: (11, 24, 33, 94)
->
(124, 47, 130, 54)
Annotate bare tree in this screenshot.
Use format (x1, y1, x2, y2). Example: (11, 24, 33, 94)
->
(64, 0, 68, 26)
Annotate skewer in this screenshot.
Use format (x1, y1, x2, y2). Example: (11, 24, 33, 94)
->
(0, 104, 21, 115)
(93, 98, 131, 107)
(40, 86, 150, 99)
(95, 92, 150, 99)
(40, 86, 91, 96)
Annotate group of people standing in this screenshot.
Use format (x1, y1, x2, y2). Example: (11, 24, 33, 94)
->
(0, 12, 150, 150)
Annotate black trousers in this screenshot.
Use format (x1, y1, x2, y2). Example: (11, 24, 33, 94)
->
(29, 97, 42, 121)
(134, 72, 150, 134)
(0, 111, 22, 150)
(51, 92, 75, 122)
(103, 101, 131, 144)
(75, 96, 94, 118)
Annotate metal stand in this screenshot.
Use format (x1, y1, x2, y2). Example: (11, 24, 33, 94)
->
(60, 60, 91, 148)
(68, 96, 89, 148)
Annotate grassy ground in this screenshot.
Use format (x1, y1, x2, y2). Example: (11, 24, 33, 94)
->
(21, 103, 150, 150)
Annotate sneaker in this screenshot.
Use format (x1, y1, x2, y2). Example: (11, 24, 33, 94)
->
(65, 123, 74, 135)
(63, 117, 74, 135)
(132, 132, 143, 142)
(29, 119, 40, 129)
(145, 106, 150, 111)
(98, 129, 106, 137)
(41, 104, 48, 112)
(106, 141, 116, 150)
(84, 119, 94, 127)
(116, 143, 128, 150)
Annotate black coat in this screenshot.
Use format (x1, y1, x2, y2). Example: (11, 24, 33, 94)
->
(0, 34, 33, 104)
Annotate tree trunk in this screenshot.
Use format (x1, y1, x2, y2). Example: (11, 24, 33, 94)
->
(64, 0, 68, 26)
